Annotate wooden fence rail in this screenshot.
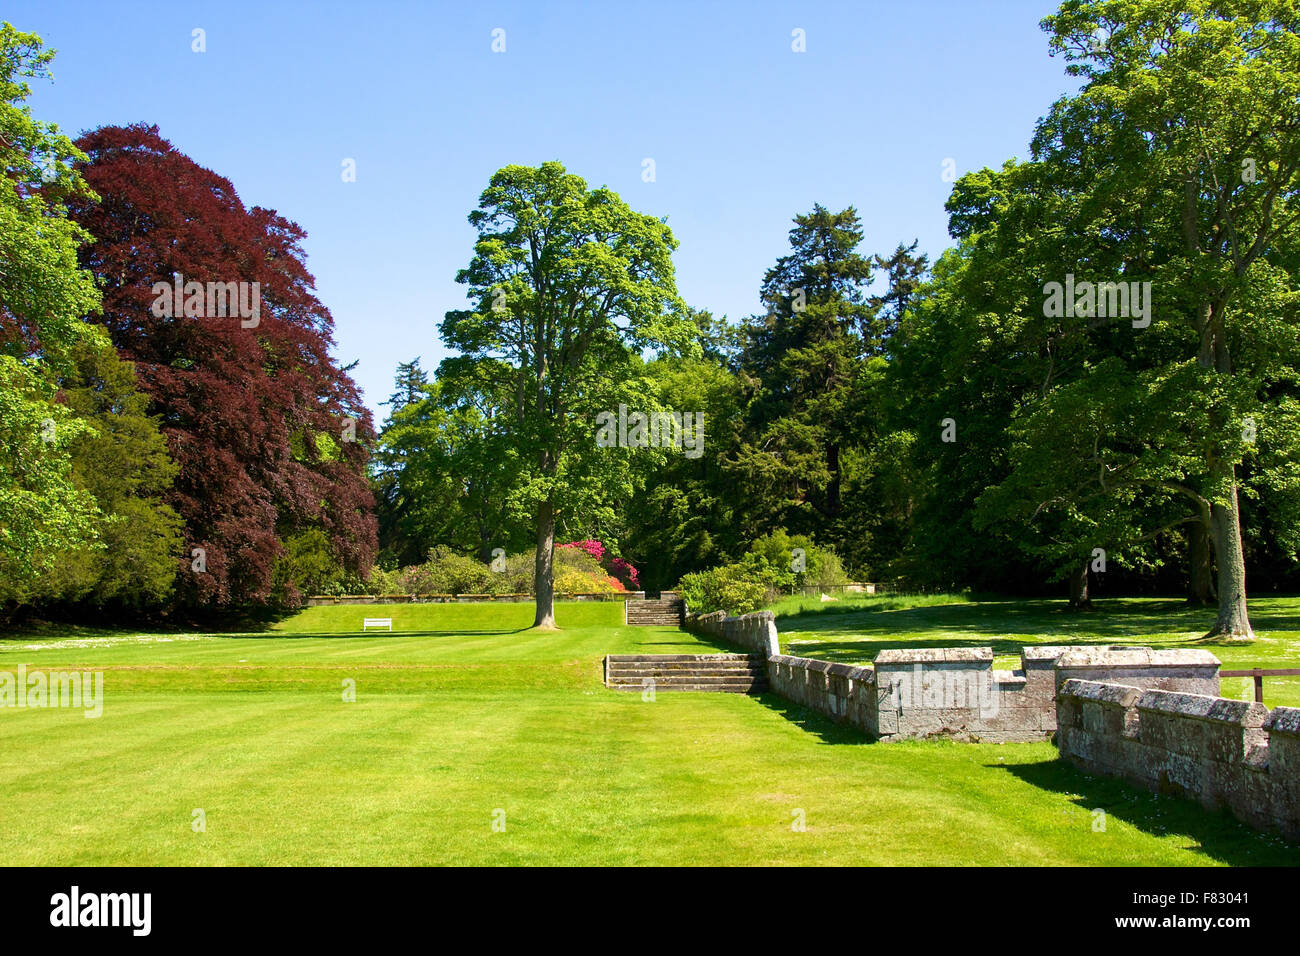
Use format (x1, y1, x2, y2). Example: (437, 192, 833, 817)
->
(1220, 668, 1300, 703)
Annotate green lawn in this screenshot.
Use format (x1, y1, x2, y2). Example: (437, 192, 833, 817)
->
(778, 595, 1300, 708)
(1, 599, 1297, 865)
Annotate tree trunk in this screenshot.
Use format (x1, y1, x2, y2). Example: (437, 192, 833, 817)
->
(1067, 562, 1092, 610)
(1187, 517, 1215, 605)
(1205, 477, 1254, 640)
(533, 497, 557, 629)
(1194, 297, 1252, 639)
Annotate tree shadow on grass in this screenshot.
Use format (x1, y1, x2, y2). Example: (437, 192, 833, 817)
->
(792, 597, 1300, 640)
(779, 597, 1300, 665)
(789, 599, 1201, 637)
(786, 635, 1118, 665)
(755, 693, 877, 746)
(997, 757, 1300, 866)
(751, 689, 1297, 863)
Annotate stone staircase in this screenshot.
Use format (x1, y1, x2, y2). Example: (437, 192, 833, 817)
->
(604, 654, 769, 693)
(625, 592, 685, 626)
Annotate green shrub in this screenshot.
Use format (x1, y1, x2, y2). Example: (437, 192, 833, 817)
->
(360, 545, 624, 597)
(555, 546, 609, 578)
(498, 552, 534, 593)
(751, 530, 849, 592)
(677, 563, 769, 615)
(676, 531, 850, 614)
(271, 530, 351, 604)
(361, 566, 402, 595)
(555, 567, 618, 594)
(386, 548, 493, 595)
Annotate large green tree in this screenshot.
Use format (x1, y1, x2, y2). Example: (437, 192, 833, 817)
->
(41, 341, 184, 606)
(884, 243, 1043, 593)
(0, 24, 108, 613)
(440, 162, 694, 628)
(618, 354, 746, 588)
(374, 359, 530, 568)
(731, 205, 877, 546)
(1021, 0, 1300, 637)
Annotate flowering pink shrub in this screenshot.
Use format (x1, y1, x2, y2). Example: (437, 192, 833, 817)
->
(558, 540, 640, 590)
(609, 556, 640, 588)
(558, 539, 605, 562)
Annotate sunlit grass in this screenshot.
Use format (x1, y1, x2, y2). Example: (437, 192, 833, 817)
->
(767, 590, 973, 619)
(1, 599, 1296, 865)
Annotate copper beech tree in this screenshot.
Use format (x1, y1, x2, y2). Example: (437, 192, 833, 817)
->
(69, 125, 376, 606)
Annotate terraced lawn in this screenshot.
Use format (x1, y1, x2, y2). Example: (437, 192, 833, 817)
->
(776, 595, 1300, 708)
(1, 599, 1297, 865)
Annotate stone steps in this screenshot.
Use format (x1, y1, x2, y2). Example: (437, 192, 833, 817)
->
(625, 594, 685, 626)
(609, 660, 767, 670)
(625, 598, 685, 626)
(604, 654, 768, 693)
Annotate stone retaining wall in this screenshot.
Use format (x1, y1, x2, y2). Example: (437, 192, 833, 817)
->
(813, 645, 1214, 742)
(768, 654, 879, 735)
(684, 610, 780, 657)
(874, 647, 1055, 742)
(684, 603, 1223, 743)
(1057, 679, 1300, 841)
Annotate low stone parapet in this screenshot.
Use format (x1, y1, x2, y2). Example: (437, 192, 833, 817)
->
(873, 647, 1075, 742)
(679, 601, 1226, 748)
(1056, 679, 1299, 841)
(767, 654, 878, 735)
(1055, 647, 1220, 697)
(684, 610, 779, 657)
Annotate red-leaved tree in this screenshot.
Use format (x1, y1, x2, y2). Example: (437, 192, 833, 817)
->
(69, 124, 376, 606)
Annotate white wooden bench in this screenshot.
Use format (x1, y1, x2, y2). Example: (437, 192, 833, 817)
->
(362, 618, 393, 631)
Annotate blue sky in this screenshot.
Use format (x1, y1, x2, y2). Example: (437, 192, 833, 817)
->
(10, 0, 1075, 419)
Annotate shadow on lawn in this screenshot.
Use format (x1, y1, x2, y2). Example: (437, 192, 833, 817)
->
(756, 694, 1295, 863)
(780, 598, 1300, 665)
(997, 757, 1300, 866)
(756, 694, 876, 746)
(790, 635, 1120, 664)
(790, 598, 1198, 637)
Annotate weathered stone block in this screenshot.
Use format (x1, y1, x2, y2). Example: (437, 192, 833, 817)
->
(874, 647, 994, 666)
(1056, 647, 1221, 697)
(1136, 689, 1267, 763)
(1060, 679, 1142, 706)
(1056, 683, 1085, 731)
(1058, 680, 1141, 751)
(1265, 707, 1300, 779)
